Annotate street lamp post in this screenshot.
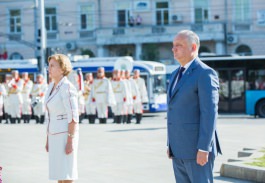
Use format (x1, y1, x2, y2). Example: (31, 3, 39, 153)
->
(39, 0, 46, 75)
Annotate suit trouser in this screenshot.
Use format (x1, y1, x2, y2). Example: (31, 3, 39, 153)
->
(22, 97, 32, 115)
(133, 102, 142, 114)
(85, 102, 96, 115)
(9, 95, 22, 118)
(96, 103, 108, 118)
(33, 102, 45, 118)
(172, 153, 215, 183)
(127, 104, 133, 114)
(112, 102, 125, 116)
(0, 102, 3, 116)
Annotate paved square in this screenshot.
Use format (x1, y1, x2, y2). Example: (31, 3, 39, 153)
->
(0, 113, 264, 183)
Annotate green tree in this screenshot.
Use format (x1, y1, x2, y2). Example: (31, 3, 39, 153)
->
(141, 44, 160, 61)
(81, 48, 95, 57)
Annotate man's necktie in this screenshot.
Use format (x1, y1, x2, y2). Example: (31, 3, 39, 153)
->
(177, 67, 185, 83)
(171, 67, 185, 95)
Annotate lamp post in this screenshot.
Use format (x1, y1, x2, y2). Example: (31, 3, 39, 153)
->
(39, 0, 46, 74)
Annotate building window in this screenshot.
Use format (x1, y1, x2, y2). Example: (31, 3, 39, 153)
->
(9, 9, 21, 33)
(156, 2, 169, 25)
(115, 2, 131, 27)
(194, 0, 209, 23)
(45, 8, 57, 32)
(235, 45, 252, 56)
(80, 4, 94, 30)
(234, 0, 250, 22)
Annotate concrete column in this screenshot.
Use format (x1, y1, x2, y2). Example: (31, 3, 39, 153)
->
(97, 45, 105, 57)
(135, 43, 142, 60)
(215, 41, 225, 55)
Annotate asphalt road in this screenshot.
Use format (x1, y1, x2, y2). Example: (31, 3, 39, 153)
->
(0, 113, 264, 183)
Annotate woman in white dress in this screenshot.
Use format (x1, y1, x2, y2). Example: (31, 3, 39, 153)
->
(45, 54, 79, 183)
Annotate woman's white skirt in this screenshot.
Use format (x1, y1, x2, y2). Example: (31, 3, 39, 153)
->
(48, 132, 78, 180)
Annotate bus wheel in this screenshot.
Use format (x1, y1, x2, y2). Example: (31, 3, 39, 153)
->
(256, 100, 265, 118)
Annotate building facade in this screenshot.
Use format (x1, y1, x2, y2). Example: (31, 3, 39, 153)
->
(0, 0, 264, 63)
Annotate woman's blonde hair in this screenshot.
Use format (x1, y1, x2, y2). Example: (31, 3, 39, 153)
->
(48, 54, 72, 76)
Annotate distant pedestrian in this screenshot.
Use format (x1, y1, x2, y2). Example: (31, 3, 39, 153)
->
(129, 16, 134, 26)
(136, 14, 142, 25)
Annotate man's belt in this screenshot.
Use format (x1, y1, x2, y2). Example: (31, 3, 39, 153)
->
(9, 92, 19, 94)
(96, 91, 105, 94)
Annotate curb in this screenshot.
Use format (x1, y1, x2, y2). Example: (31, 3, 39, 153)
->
(220, 148, 265, 183)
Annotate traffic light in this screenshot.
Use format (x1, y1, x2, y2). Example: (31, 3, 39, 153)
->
(37, 29, 41, 50)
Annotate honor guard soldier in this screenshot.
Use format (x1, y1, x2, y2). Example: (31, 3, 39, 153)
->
(68, 69, 85, 123)
(3, 74, 12, 124)
(84, 73, 96, 124)
(31, 74, 47, 124)
(0, 83, 7, 123)
(91, 67, 116, 124)
(111, 70, 128, 124)
(8, 70, 23, 124)
(21, 72, 33, 123)
(125, 70, 140, 124)
(133, 69, 149, 124)
(120, 70, 130, 123)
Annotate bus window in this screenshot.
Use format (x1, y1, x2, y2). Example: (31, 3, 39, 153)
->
(247, 70, 265, 90)
(152, 74, 166, 94)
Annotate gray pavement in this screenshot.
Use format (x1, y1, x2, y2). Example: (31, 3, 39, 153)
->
(0, 113, 264, 183)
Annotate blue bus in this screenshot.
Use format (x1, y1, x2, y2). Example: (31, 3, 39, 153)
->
(0, 59, 39, 81)
(71, 56, 167, 112)
(201, 55, 265, 117)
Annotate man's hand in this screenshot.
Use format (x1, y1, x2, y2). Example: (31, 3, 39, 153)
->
(196, 150, 209, 166)
(167, 148, 172, 159)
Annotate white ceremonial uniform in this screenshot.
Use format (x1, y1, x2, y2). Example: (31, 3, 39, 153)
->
(127, 78, 140, 114)
(84, 80, 96, 115)
(45, 76, 79, 181)
(134, 77, 149, 113)
(21, 79, 33, 115)
(68, 71, 85, 115)
(0, 84, 7, 116)
(31, 82, 47, 118)
(8, 78, 23, 118)
(111, 79, 127, 116)
(91, 77, 116, 118)
(3, 82, 11, 119)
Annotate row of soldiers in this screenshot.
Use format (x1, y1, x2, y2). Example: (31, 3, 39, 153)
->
(74, 67, 148, 124)
(0, 67, 148, 124)
(0, 70, 47, 124)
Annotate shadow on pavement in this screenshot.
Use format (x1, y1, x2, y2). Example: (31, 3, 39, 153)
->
(107, 127, 166, 133)
(214, 176, 255, 183)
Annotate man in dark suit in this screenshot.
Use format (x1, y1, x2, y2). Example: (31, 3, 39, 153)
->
(167, 30, 222, 183)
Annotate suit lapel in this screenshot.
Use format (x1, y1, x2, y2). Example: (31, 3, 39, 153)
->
(46, 77, 66, 104)
(45, 82, 54, 104)
(167, 69, 179, 102)
(170, 59, 200, 101)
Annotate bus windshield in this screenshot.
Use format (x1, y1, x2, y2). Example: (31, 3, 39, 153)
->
(152, 74, 166, 94)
